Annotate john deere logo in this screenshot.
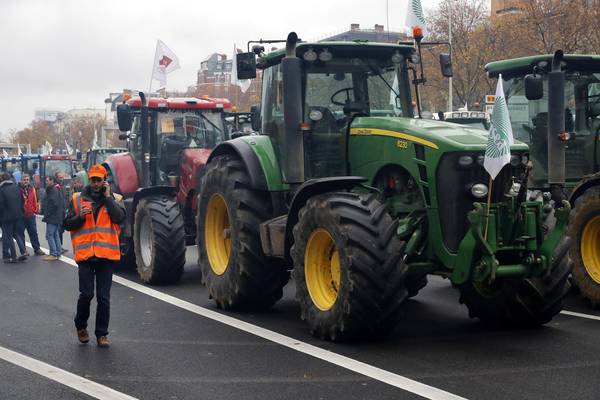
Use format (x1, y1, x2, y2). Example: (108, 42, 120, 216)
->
(486, 95, 510, 157)
(412, 0, 426, 25)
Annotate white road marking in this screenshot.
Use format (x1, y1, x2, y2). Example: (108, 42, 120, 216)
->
(560, 310, 600, 321)
(27, 241, 466, 400)
(0, 345, 138, 400)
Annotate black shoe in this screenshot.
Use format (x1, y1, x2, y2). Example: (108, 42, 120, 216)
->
(61, 248, 68, 254)
(8, 258, 18, 264)
(34, 249, 46, 256)
(17, 255, 27, 262)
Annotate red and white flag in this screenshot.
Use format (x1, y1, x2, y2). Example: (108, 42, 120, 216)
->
(151, 40, 180, 89)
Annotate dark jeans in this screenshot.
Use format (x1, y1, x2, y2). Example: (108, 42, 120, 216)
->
(74, 261, 114, 338)
(22, 216, 41, 252)
(2, 219, 25, 259)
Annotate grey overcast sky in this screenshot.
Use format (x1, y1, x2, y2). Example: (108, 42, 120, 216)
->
(0, 0, 441, 135)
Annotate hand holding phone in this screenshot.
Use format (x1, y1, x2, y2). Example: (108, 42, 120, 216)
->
(102, 181, 111, 198)
(80, 201, 92, 218)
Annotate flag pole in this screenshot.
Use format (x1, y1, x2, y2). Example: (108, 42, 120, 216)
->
(484, 175, 493, 240)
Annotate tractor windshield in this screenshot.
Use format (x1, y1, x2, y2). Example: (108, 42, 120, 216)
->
(504, 72, 600, 188)
(45, 159, 74, 180)
(156, 111, 225, 180)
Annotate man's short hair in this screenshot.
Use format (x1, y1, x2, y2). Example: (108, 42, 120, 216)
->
(22, 173, 30, 179)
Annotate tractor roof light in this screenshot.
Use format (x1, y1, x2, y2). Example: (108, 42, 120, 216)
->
(303, 48, 317, 62)
(412, 26, 424, 41)
(318, 48, 333, 62)
(458, 155, 474, 167)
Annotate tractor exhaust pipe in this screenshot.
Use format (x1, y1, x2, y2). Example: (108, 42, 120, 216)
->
(139, 92, 151, 187)
(281, 32, 304, 184)
(547, 50, 567, 204)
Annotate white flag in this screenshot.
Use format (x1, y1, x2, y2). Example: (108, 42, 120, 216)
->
(230, 45, 251, 94)
(484, 74, 514, 180)
(401, 0, 427, 36)
(92, 130, 98, 150)
(65, 140, 73, 155)
(17, 143, 22, 155)
(44, 140, 53, 155)
(151, 40, 180, 89)
(2, 149, 8, 158)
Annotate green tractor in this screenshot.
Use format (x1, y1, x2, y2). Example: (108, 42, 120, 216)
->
(486, 52, 600, 306)
(196, 33, 571, 341)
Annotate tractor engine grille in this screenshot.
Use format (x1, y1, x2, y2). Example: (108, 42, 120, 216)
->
(436, 152, 528, 253)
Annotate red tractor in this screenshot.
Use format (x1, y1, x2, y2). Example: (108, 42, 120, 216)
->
(108, 94, 231, 284)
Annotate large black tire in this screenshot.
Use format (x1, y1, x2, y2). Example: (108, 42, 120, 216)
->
(134, 196, 186, 284)
(197, 155, 289, 310)
(291, 192, 408, 341)
(568, 188, 600, 306)
(457, 236, 572, 327)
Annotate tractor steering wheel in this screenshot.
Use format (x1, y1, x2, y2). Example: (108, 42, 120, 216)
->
(330, 87, 354, 106)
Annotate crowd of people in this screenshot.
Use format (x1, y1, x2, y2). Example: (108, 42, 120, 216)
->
(0, 170, 69, 263)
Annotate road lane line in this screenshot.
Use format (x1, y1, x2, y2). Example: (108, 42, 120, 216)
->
(0, 345, 138, 400)
(560, 310, 600, 321)
(37, 245, 465, 400)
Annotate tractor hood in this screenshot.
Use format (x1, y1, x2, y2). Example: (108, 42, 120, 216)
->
(351, 117, 528, 152)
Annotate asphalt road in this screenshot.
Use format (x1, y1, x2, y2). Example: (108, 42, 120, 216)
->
(0, 218, 599, 400)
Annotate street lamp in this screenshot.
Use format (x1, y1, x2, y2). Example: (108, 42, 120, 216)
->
(448, 0, 453, 112)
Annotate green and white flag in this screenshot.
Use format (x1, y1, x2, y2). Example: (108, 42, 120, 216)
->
(484, 74, 514, 180)
(401, 0, 427, 35)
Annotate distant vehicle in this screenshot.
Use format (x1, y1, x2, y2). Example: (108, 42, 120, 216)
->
(443, 110, 490, 130)
(78, 147, 127, 185)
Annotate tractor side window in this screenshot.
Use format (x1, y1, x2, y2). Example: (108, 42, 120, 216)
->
(130, 115, 143, 172)
(261, 65, 285, 140)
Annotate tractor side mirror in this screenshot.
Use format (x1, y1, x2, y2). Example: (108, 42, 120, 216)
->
(439, 53, 453, 78)
(236, 52, 257, 80)
(117, 104, 132, 132)
(524, 74, 544, 100)
(250, 105, 260, 132)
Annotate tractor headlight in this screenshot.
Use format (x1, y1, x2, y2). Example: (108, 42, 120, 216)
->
(318, 48, 333, 62)
(471, 183, 488, 198)
(510, 154, 521, 166)
(521, 154, 529, 164)
(303, 48, 317, 62)
(458, 155, 474, 167)
(476, 155, 485, 166)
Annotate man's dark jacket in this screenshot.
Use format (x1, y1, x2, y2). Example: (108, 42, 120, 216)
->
(43, 184, 65, 225)
(0, 179, 24, 222)
(63, 185, 125, 233)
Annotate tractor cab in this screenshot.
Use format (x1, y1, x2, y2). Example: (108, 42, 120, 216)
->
(122, 96, 230, 186)
(486, 55, 600, 190)
(254, 41, 417, 182)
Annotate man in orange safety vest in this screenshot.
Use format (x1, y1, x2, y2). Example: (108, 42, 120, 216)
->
(63, 164, 125, 348)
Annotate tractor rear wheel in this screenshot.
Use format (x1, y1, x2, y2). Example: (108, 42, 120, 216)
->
(568, 188, 600, 306)
(291, 192, 408, 341)
(458, 236, 572, 327)
(134, 196, 186, 284)
(197, 155, 289, 310)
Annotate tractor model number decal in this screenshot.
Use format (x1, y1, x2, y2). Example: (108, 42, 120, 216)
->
(396, 140, 409, 149)
(350, 128, 439, 149)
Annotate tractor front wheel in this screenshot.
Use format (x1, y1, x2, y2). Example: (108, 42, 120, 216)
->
(291, 192, 408, 341)
(134, 196, 186, 284)
(197, 155, 289, 310)
(458, 236, 572, 327)
(568, 189, 600, 306)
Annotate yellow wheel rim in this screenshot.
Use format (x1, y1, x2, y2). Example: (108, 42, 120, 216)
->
(204, 193, 231, 275)
(581, 215, 600, 284)
(304, 229, 341, 311)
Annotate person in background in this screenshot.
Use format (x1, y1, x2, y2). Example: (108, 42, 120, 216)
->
(0, 172, 27, 263)
(54, 170, 68, 254)
(64, 164, 125, 348)
(42, 176, 64, 261)
(19, 173, 45, 256)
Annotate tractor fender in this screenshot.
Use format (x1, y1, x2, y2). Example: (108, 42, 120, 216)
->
(283, 176, 367, 259)
(569, 171, 600, 205)
(126, 186, 177, 230)
(207, 139, 268, 191)
(103, 152, 140, 196)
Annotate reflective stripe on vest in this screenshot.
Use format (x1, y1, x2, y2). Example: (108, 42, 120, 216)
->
(71, 192, 122, 262)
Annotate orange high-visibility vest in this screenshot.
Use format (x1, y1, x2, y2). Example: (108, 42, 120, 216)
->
(71, 192, 123, 262)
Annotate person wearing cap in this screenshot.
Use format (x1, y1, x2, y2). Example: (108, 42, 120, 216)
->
(63, 164, 125, 348)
